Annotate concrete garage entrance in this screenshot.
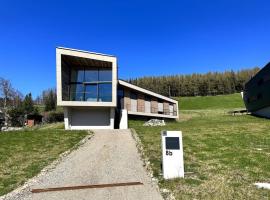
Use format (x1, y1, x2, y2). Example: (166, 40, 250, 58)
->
(64, 107, 115, 130)
(71, 107, 110, 126)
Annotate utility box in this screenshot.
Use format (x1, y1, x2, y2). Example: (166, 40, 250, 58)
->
(161, 131, 184, 179)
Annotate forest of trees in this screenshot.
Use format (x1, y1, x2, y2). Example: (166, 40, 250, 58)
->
(128, 67, 260, 97)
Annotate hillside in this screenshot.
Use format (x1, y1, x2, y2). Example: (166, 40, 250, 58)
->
(177, 93, 245, 110)
(129, 93, 270, 199)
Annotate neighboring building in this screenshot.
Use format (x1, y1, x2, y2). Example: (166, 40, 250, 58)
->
(56, 47, 179, 130)
(26, 114, 43, 127)
(243, 62, 270, 118)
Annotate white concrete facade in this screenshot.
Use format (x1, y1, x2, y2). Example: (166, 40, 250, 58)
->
(57, 47, 117, 130)
(119, 109, 128, 129)
(56, 47, 117, 107)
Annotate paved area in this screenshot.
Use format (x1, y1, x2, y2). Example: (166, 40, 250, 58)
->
(3, 130, 163, 200)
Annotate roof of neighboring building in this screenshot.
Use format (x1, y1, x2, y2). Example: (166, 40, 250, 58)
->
(57, 47, 116, 58)
(118, 79, 178, 103)
(245, 62, 269, 87)
(243, 62, 270, 112)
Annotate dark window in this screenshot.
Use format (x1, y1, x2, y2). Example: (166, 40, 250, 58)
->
(117, 88, 124, 109)
(68, 67, 112, 102)
(84, 70, 98, 82)
(99, 83, 112, 102)
(165, 137, 180, 150)
(85, 84, 98, 101)
(130, 92, 137, 100)
(145, 96, 151, 102)
(70, 84, 84, 101)
(117, 89, 124, 98)
(71, 69, 84, 82)
(99, 70, 112, 82)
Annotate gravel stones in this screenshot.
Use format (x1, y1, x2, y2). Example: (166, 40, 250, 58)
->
(143, 119, 166, 127)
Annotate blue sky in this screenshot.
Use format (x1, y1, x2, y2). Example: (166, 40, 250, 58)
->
(1, 0, 270, 98)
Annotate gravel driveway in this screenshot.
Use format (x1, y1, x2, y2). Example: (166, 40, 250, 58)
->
(2, 129, 163, 200)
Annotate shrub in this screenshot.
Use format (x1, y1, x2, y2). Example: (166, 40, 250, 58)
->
(8, 107, 25, 127)
(43, 111, 64, 123)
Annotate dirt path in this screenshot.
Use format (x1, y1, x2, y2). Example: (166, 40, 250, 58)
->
(3, 129, 162, 200)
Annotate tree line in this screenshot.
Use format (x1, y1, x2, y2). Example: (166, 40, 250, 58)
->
(0, 77, 57, 127)
(128, 67, 260, 97)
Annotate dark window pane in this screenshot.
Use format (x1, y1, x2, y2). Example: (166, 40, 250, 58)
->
(99, 70, 112, 82)
(99, 83, 112, 102)
(117, 89, 124, 108)
(165, 137, 180, 150)
(145, 96, 151, 101)
(71, 69, 84, 82)
(85, 70, 98, 82)
(117, 89, 124, 98)
(70, 84, 84, 101)
(130, 92, 137, 100)
(85, 84, 98, 101)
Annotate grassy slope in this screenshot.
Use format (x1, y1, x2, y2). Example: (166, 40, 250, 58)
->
(0, 123, 88, 196)
(176, 93, 245, 110)
(129, 93, 270, 199)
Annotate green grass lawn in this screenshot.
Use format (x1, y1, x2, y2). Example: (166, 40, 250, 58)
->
(0, 123, 88, 196)
(176, 93, 245, 110)
(129, 93, 270, 199)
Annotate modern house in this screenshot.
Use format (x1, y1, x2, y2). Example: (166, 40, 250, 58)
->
(56, 47, 179, 130)
(243, 62, 270, 118)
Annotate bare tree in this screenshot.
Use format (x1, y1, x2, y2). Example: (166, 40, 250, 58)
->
(0, 77, 16, 126)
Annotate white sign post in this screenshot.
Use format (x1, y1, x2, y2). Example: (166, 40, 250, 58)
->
(161, 131, 184, 179)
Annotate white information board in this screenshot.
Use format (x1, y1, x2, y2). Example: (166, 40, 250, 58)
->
(161, 131, 184, 179)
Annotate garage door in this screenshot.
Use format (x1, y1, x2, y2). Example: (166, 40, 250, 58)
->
(71, 107, 110, 126)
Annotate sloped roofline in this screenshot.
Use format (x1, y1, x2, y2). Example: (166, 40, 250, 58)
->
(118, 79, 177, 103)
(245, 62, 269, 86)
(57, 47, 116, 58)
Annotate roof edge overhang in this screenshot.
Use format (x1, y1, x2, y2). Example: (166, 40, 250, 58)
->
(118, 80, 177, 103)
(56, 47, 116, 58)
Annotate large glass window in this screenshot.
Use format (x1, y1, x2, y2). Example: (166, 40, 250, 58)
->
(68, 67, 112, 102)
(99, 70, 112, 82)
(85, 84, 98, 101)
(70, 84, 84, 101)
(99, 83, 112, 102)
(85, 70, 98, 82)
(71, 68, 84, 82)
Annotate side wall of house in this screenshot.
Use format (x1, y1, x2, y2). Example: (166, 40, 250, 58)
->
(120, 85, 178, 119)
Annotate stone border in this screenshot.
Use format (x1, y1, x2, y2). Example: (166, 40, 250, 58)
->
(130, 128, 175, 200)
(0, 131, 93, 200)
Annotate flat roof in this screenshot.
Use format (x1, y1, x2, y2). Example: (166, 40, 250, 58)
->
(57, 47, 116, 58)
